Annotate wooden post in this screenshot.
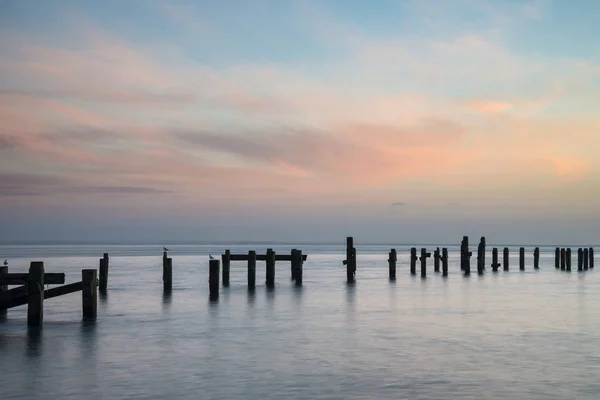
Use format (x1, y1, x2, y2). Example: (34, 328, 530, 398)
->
(477, 237, 486, 274)
(82, 269, 97, 320)
(291, 249, 297, 280)
(560, 248, 566, 271)
(410, 247, 417, 275)
(583, 248, 589, 270)
(99, 253, 109, 293)
(0, 265, 7, 319)
(345, 237, 356, 283)
(27, 261, 44, 327)
(420, 248, 431, 278)
(463, 238, 471, 276)
(566, 248, 572, 272)
(460, 236, 468, 271)
(209, 259, 220, 298)
(294, 249, 303, 286)
(555, 247, 560, 269)
(491, 248, 500, 272)
(578, 248, 583, 271)
(247, 250, 256, 289)
(533, 247, 540, 269)
(441, 248, 448, 277)
(519, 247, 525, 271)
(590, 248, 594, 269)
(266, 248, 276, 288)
(388, 249, 397, 280)
(222, 249, 230, 287)
(503, 247, 509, 271)
(434, 247, 440, 273)
(163, 257, 172, 293)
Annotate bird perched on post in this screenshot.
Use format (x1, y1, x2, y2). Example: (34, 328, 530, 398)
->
(3, 259, 7, 266)
(163, 247, 169, 252)
(209, 255, 215, 260)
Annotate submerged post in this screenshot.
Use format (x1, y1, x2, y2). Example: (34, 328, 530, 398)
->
(0, 265, 7, 319)
(209, 259, 220, 298)
(441, 248, 449, 277)
(584, 248, 589, 270)
(533, 247, 540, 270)
(519, 247, 525, 271)
(247, 250, 256, 289)
(345, 237, 356, 283)
(503, 247, 509, 271)
(555, 247, 560, 269)
(99, 253, 109, 293)
(82, 269, 97, 320)
(560, 248, 566, 271)
(388, 249, 397, 281)
(420, 248, 431, 278)
(27, 261, 44, 327)
(566, 248, 572, 272)
(578, 248, 583, 271)
(590, 248, 595, 269)
(266, 248, 276, 288)
(294, 249, 303, 286)
(222, 249, 231, 287)
(163, 257, 172, 293)
(491, 248, 500, 272)
(410, 247, 417, 275)
(434, 247, 440, 273)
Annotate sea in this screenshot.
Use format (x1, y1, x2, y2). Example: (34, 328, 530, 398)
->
(0, 243, 599, 399)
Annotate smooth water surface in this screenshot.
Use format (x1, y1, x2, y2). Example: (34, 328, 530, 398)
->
(1, 244, 599, 399)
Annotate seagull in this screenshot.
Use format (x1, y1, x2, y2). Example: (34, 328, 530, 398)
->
(209, 254, 215, 260)
(163, 247, 169, 252)
(3, 259, 7, 266)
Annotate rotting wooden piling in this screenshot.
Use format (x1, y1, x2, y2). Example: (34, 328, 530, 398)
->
(294, 249, 303, 286)
(247, 250, 256, 289)
(590, 248, 594, 269)
(209, 259, 220, 298)
(388, 249, 397, 281)
(0, 266, 7, 319)
(533, 247, 540, 269)
(491, 248, 500, 272)
(441, 248, 448, 277)
(560, 248, 566, 271)
(519, 247, 525, 271)
(555, 247, 560, 269)
(578, 248, 583, 271)
(410, 247, 417, 275)
(222, 249, 231, 287)
(462, 237, 471, 276)
(584, 248, 589, 270)
(434, 248, 440, 273)
(503, 247, 509, 271)
(82, 269, 97, 320)
(420, 248, 431, 278)
(345, 237, 356, 283)
(566, 248, 572, 272)
(477, 237, 486, 274)
(291, 249, 297, 280)
(266, 248, 276, 288)
(460, 236, 468, 271)
(27, 261, 44, 327)
(163, 257, 172, 293)
(99, 253, 109, 293)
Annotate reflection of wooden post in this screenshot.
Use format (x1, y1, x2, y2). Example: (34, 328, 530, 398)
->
(491, 248, 500, 272)
(590, 248, 595, 269)
(294, 250, 303, 286)
(555, 247, 560, 269)
(566, 248, 571, 272)
(99, 253, 109, 293)
(266, 248, 276, 288)
(533, 247, 539, 269)
(560, 248, 566, 271)
(27, 261, 44, 327)
(420, 248, 431, 278)
(578, 248, 583, 271)
(247, 251, 256, 289)
(434, 248, 440, 273)
(410, 248, 417, 275)
(82, 269, 97, 320)
(163, 258, 172, 293)
(503, 248, 509, 271)
(519, 247, 525, 271)
(0, 266, 7, 319)
(209, 259, 219, 298)
(222, 250, 230, 287)
(584, 248, 589, 270)
(441, 248, 448, 277)
(388, 249, 397, 280)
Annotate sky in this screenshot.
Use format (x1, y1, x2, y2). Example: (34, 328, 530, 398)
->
(1, 0, 599, 244)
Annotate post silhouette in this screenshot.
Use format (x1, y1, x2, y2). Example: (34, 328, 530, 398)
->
(519, 247, 525, 271)
(388, 249, 397, 280)
(578, 248, 583, 271)
(441, 248, 449, 277)
(566, 248, 572, 272)
(583, 248, 589, 270)
(27, 261, 44, 327)
(266, 248, 276, 288)
(293, 249, 303, 286)
(222, 249, 230, 287)
(560, 248, 566, 271)
(555, 247, 560, 269)
(247, 250, 256, 289)
(99, 253, 109, 293)
(491, 248, 500, 272)
(82, 269, 97, 320)
(533, 247, 539, 269)
(434, 248, 440, 273)
(503, 247, 509, 271)
(590, 248, 595, 269)
(410, 248, 417, 275)
(420, 248, 431, 278)
(163, 257, 172, 293)
(0, 266, 7, 319)
(209, 259, 219, 298)
(345, 237, 356, 283)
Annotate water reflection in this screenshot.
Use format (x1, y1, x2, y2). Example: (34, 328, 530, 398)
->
(266, 286, 275, 305)
(26, 327, 43, 358)
(247, 288, 256, 308)
(162, 291, 172, 312)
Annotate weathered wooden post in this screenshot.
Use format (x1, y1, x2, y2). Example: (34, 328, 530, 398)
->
(99, 253, 109, 293)
(491, 248, 500, 272)
(463, 238, 471, 276)
(162, 257, 172, 293)
(441, 248, 448, 277)
(555, 247, 560, 269)
(290, 249, 297, 280)
(209, 259, 220, 298)
(294, 249, 303, 286)
(477, 237, 486, 274)
(434, 247, 440, 273)
(345, 237, 356, 283)
(533, 247, 540, 269)
(460, 236, 468, 271)
(222, 249, 231, 287)
(82, 269, 97, 320)
(590, 248, 595, 269)
(566, 248, 572, 272)
(388, 249, 397, 280)
(503, 247, 509, 271)
(583, 248, 589, 270)
(578, 248, 583, 271)
(420, 248, 431, 278)
(247, 250, 256, 289)
(560, 248, 566, 271)
(0, 265, 7, 319)
(266, 248, 276, 288)
(519, 247, 525, 271)
(27, 261, 44, 327)
(410, 247, 417, 275)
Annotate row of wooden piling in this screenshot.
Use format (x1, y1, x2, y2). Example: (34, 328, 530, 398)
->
(555, 247, 594, 272)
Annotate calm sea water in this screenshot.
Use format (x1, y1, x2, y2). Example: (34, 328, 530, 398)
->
(1, 243, 599, 399)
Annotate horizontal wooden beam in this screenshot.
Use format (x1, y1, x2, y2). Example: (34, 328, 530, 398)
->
(0, 281, 83, 310)
(44, 281, 83, 300)
(0, 273, 65, 285)
(227, 254, 308, 262)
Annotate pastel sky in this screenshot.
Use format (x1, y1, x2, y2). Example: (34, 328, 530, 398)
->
(1, 0, 599, 244)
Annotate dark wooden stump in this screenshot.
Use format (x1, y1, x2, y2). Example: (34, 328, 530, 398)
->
(463, 239, 472, 276)
(388, 249, 397, 281)
(99, 253, 109, 293)
(222, 249, 230, 287)
(434, 248, 440, 273)
(578, 248, 583, 271)
(290, 249, 297, 280)
(345, 237, 356, 283)
(209, 259, 220, 299)
(441, 248, 448, 277)
(491, 248, 500, 272)
(82, 269, 97, 320)
(0, 266, 7, 320)
(163, 257, 172, 293)
(410, 247, 417, 275)
(247, 250, 256, 289)
(477, 237, 486, 274)
(590, 248, 595, 269)
(555, 247, 560, 269)
(294, 249, 303, 286)
(566, 248, 571, 272)
(266, 248, 276, 288)
(27, 261, 44, 327)
(560, 248, 566, 271)
(519, 247, 525, 271)
(503, 247, 509, 271)
(460, 236, 468, 271)
(420, 248, 431, 278)
(584, 248, 589, 270)
(533, 247, 540, 269)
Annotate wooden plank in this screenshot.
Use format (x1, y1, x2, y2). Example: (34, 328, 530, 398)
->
(0, 273, 65, 285)
(0, 285, 28, 309)
(44, 281, 83, 300)
(227, 254, 307, 262)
